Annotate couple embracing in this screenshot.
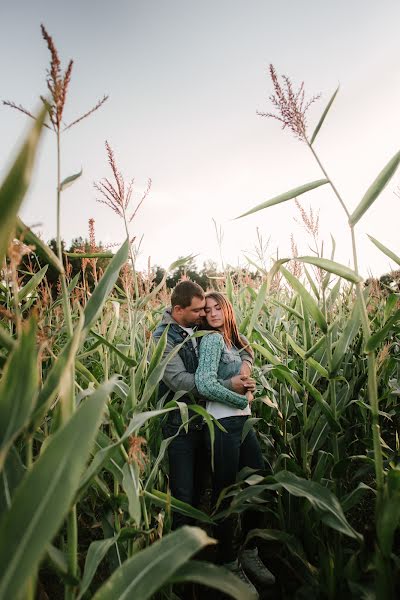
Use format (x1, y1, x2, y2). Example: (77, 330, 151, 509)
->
(153, 281, 274, 595)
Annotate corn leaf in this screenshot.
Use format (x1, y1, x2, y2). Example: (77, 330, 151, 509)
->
(236, 179, 328, 219)
(366, 309, 400, 352)
(246, 280, 268, 338)
(0, 379, 114, 600)
(310, 85, 339, 145)
(280, 266, 327, 333)
(59, 168, 82, 192)
(16, 217, 64, 273)
(331, 301, 361, 374)
(273, 471, 362, 540)
(367, 235, 400, 267)
(83, 239, 129, 335)
(17, 265, 48, 302)
(297, 256, 362, 284)
(350, 149, 400, 226)
(172, 561, 257, 599)
(77, 536, 119, 600)
(92, 526, 215, 600)
(0, 319, 37, 470)
(0, 104, 47, 266)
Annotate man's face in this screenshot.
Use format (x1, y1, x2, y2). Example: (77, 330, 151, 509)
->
(173, 296, 206, 327)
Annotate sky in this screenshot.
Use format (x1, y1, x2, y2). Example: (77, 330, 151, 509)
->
(1, 0, 400, 278)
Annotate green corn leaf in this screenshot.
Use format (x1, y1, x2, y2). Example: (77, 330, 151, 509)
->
(147, 324, 169, 377)
(67, 272, 81, 293)
(59, 168, 82, 192)
(367, 235, 400, 267)
(30, 317, 84, 431)
(235, 179, 328, 219)
(78, 408, 177, 493)
(172, 560, 257, 599)
(0, 379, 114, 600)
(16, 217, 64, 273)
(303, 381, 340, 432)
(226, 270, 234, 304)
(331, 302, 361, 374)
(280, 266, 327, 333)
(144, 491, 214, 525)
(92, 526, 216, 600)
(310, 85, 340, 145)
(297, 256, 362, 284)
(0, 326, 15, 352)
(304, 266, 320, 300)
(377, 469, 400, 557)
(273, 471, 361, 540)
(366, 309, 400, 352)
(83, 239, 129, 335)
(17, 265, 48, 302)
(0, 318, 38, 470)
(89, 330, 135, 367)
(271, 299, 304, 321)
(246, 280, 268, 338)
(0, 104, 47, 266)
(122, 462, 141, 525)
(341, 483, 374, 514)
(77, 536, 119, 600)
(286, 333, 329, 378)
(350, 149, 400, 226)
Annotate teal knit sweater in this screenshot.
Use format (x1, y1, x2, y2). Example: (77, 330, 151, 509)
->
(195, 332, 248, 410)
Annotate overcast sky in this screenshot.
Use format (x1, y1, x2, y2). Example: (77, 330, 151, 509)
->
(1, 0, 400, 278)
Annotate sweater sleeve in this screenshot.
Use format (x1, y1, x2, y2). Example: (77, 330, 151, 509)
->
(195, 333, 248, 409)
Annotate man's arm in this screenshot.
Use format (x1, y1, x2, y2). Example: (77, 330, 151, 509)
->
(155, 335, 252, 396)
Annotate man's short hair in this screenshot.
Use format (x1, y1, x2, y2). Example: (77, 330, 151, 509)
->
(171, 280, 205, 308)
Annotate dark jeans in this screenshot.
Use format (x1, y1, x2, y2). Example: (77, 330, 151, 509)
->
(163, 424, 211, 530)
(207, 416, 265, 563)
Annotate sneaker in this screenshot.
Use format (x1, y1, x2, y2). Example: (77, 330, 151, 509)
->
(223, 558, 259, 598)
(240, 547, 276, 586)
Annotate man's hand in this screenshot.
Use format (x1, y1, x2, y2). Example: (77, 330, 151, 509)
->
(240, 361, 252, 378)
(246, 390, 254, 405)
(231, 374, 256, 394)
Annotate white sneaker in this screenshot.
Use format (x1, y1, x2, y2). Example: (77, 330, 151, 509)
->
(223, 558, 259, 598)
(241, 547, 276, 586)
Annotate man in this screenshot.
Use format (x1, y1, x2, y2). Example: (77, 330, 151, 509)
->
(153, 280, 254, 530)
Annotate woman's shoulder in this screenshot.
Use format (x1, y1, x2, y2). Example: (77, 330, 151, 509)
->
(200, 331, 224, 347)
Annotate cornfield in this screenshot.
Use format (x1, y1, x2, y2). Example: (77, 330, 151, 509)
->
(1, 27, 400, 600)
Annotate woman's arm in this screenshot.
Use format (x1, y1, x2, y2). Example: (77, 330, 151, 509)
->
(195, 333, 248, 409)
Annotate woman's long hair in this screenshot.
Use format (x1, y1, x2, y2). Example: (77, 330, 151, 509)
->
(204, 292, 252, 356)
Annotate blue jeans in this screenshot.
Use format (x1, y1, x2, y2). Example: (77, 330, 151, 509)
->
(163, 424, 210, 530)
(207, 416, 265, 562)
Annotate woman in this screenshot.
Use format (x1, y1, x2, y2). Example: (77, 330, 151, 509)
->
(195, 291, 275, 592)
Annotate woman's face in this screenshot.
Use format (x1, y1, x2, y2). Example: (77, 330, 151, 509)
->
(205, 297, 224, 330)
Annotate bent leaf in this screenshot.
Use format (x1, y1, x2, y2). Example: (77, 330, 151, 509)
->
(280, 266, 327, 333)
(297, 256, 362, 284)
(236, 179, 328, 219)
(92, 526, 215, 600)
(0, 104, 47, 266)
(367, 235, 400, 267)
(0, 380, 114, 600)
(0, 319, 37, 470)
(350, 150, 400, 226)
(172, 561, 256, 599)
(59, 168, 82, 192)
(16, 217, 64, 273)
